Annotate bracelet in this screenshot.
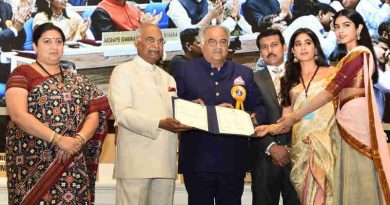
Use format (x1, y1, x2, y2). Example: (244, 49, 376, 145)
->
(52, 133, 62, 146)
(49, 131, 56, 144)
(291, 111, 297, 122)
(75, 132, 86, 145)
(271, 124, 278, 135)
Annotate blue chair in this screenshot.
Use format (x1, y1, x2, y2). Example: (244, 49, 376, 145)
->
(68, 0, 87, 6)
(82, 8, 96, 20)
(0, 83, 5, 97)
(82, 8, 96, 34)
(22, 18, 34, 51)
(145, 2, 169, 29)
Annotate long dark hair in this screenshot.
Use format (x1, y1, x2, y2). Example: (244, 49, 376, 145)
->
(35, 0, 69, 20)
(280, 28, 329, 107)
(332, 9, 378, 83)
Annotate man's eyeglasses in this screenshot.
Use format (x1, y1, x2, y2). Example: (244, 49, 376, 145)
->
(206, 38, 229, 47)
(142, 37, 166, 45)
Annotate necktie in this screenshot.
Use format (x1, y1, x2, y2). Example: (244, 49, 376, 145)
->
(271, 67, 282, 103)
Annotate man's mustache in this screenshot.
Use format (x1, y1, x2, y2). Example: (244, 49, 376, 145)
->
(267, 53, 276, 58)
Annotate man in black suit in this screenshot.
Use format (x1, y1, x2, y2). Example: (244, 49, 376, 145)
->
(249, 29, 299, 205)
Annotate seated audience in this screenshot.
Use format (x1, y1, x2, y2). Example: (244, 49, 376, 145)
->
(210, 0, 252, 35)
(342, 0, 390, 35)
(166, 0, 221, 30)
(0, 0, 12, 29)
(373, 36, 390, 120)
(91, 0, 161, 40)
(1, 6, 30, 84)
(291, 0, 319, 21)
(241, 0, 291, 32)
(282, 3, 337, 58)
(168, 28, 202, 75)
(379, 21, 390, 40)
(33, 0, 94, 41)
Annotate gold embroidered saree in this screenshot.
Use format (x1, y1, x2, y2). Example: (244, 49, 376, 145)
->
(290, 79, 338, 205)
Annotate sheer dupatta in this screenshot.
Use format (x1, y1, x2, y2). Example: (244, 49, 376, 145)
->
(328, 46, 390, 203)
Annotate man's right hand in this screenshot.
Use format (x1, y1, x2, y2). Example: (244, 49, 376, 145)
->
(12, 6, 31, 32)
(269, 144, 290, 167)
(159, 118, 192, 133)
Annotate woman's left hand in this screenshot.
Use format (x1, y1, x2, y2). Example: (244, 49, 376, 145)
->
(56, 150, 72, 164)
(255, 125, 269, 137)
(57, 136, 82, 155)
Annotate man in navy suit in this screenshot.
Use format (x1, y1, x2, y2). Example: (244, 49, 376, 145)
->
(0, 6, 29, 83)
(173, 25, 267, 205)
(241, 0, 290, 32)
(249, 29, 299, 205)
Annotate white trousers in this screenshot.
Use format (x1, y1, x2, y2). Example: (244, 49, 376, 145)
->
(116, 178, 175, 205)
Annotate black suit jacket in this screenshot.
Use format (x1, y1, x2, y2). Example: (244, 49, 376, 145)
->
(249, 67, 291, 162)
(91, 8, 116, 40)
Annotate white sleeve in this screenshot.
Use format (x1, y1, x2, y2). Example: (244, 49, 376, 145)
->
(108, 64, 162, 140)
(236, 15, 253, 34)
(166, 0, 198, 31)
(321, 31, 337, 58)
(9, 27, 18, 37)
(32, 12, 49, 30)
(282, 19, 303, 46)
(220, 16, 237, 32)
(356, 1, 390, 35)
(378, 69, 390, 92)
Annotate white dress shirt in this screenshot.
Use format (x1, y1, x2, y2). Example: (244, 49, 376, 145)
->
(356, 0, 390, 35)
(267, 63, 286, 83)
(282, 15, 337, 58)
(166, 0, 201, 31)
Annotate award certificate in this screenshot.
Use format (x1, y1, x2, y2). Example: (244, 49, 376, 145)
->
(173, 98, 255, 136)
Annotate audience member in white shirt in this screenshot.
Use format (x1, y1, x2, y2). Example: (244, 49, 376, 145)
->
(342, 0, 390, 35)
(282, 3, 337, 58)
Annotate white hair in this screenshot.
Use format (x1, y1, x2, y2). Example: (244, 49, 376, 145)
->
(199, 25, 231, 45)
(134, 24, 160, 39)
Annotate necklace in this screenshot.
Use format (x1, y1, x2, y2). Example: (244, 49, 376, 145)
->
(52, 12, 64, 21)
(300, 65, 320, 98)
(35, 61, 65, 82)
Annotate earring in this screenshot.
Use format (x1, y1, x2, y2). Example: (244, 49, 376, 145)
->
(314, 53, 319, 61)
(293, 56, 298, 63)
(357, 32, 361, 40)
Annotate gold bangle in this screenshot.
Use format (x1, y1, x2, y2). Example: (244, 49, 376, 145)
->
(52, 133, 62, 146)
(291, 111, 297, 122)
(270, 124, 277, 135)
(274, 124, 279, 135)
(49, 131, 55, 144)
(75, 132, 86, 144)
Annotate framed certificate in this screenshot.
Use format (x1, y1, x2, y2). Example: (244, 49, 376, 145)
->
(172, 98, 255, 136)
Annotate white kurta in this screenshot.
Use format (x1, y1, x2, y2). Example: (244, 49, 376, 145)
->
(108, 55, 178, 179)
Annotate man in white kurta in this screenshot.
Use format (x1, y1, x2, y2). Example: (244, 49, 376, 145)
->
(108, 24, 190, 205)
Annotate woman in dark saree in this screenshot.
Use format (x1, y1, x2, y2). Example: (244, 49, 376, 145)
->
(5, 23, 111, 204)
